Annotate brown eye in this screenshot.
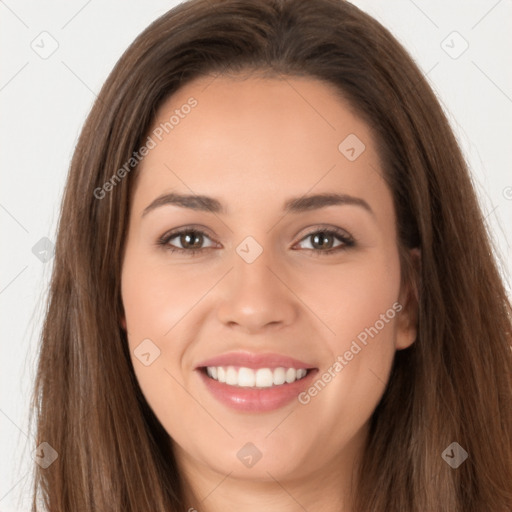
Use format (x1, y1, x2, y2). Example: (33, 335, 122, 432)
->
(177, 231, 204, 249)
(158, 228, 217, 255)
(295, 228, 355, 255)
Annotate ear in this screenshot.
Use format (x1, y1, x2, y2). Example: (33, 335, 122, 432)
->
(395, 248, 421, 350)
(120, 313, 127, 331)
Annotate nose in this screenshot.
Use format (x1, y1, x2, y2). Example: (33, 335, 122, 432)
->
(216, 244, 298, 334)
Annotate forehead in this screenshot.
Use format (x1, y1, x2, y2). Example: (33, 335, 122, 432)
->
(132, 74, 388, 217)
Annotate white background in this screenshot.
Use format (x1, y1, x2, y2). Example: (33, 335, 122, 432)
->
(1, 1, 511, 509)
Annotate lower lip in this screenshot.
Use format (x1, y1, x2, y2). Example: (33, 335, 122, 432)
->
(198, 369, 318, 412)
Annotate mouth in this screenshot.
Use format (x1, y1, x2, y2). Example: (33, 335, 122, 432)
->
(196, 352, 318, 412)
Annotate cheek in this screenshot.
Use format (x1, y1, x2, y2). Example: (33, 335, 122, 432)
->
(308, 248, 401, 351)
(301, 249, 401, 425)
(120, 250, 200, 384)
(120, 252, 207, 428)
(121, 250, 209, 342)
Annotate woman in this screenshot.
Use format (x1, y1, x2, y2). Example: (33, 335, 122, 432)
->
(30, 0, 512, 510)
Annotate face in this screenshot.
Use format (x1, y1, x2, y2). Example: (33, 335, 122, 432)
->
(120, 74, 417, 491)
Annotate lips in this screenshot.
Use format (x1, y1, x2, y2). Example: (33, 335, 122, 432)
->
(196, 351, 318, 412)
(196, 352, 315, 370)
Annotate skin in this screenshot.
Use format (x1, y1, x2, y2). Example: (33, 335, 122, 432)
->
(120, 74, 418, 512)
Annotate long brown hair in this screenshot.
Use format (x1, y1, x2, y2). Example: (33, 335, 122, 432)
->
(30, 0, 512, 510)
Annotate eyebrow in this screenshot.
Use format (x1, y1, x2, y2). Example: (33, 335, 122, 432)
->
(141, 192, 374, 217)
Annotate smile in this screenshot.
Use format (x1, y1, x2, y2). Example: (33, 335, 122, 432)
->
(205, 366, 309, 388)
(196, 352, 318, 412)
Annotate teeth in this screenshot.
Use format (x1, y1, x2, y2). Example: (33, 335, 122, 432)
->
(255, 368, 273, 388)
(226, 366, 238, 385)
(273, 367, 286, 385)
(205, 366, 308, 388)
(238, 367, 256, 387)
(285, 368, 296, 383)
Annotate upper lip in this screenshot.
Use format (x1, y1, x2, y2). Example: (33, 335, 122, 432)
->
(196, 351, 317, 370)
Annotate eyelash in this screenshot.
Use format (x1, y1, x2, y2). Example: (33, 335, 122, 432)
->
(156, 226, 356, 257)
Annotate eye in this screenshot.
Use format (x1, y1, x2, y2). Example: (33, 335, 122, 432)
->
(157, 227, 217, 255)
(293, 227, 355, 256)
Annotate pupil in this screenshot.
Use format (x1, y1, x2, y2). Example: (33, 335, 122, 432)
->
(182, 232, 202, 248)
(313, 232, 332, 249)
